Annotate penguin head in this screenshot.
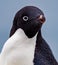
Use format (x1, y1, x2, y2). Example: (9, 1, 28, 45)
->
(10, 6, 46, 38)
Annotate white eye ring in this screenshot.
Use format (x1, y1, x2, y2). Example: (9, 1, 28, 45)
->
(23, 16, 28, 21)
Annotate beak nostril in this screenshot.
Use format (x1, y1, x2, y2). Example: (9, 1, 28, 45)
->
(39, 15, 46, 24)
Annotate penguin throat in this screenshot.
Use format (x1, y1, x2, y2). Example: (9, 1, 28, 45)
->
(14, 28, 38, 41)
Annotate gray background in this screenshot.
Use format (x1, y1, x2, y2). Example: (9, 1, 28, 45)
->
(0, 0, 58, 61)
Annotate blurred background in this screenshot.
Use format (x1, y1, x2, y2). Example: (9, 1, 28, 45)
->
(0, 0, 58, 61)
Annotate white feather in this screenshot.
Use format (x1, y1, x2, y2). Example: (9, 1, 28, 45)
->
(0, 28, 37, 65)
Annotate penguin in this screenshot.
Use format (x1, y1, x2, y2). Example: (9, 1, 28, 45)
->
(0, 6, 58, 65)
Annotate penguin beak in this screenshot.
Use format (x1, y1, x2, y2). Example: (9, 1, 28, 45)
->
(38, 15, 46, 24)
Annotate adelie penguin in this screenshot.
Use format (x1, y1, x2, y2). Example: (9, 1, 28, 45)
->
(0, 6, 58, 65)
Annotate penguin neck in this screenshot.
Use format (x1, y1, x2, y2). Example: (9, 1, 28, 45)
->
(37, 29, 42, 39)
(36, 29, 43, 49)
(13, 28, 37, 44)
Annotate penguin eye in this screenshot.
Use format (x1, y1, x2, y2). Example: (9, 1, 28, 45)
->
(23, 16, 28, 21)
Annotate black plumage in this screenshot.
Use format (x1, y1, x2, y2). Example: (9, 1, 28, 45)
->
(34, 30, 58, 65)
(9, 6, 58, 65)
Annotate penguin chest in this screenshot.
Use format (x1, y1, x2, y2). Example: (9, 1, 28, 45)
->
(5, 39, 36, 65)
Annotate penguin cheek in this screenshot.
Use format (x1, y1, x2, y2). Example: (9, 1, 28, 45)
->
(33, 20, 42, 29)
(30, 21, 40, 33)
